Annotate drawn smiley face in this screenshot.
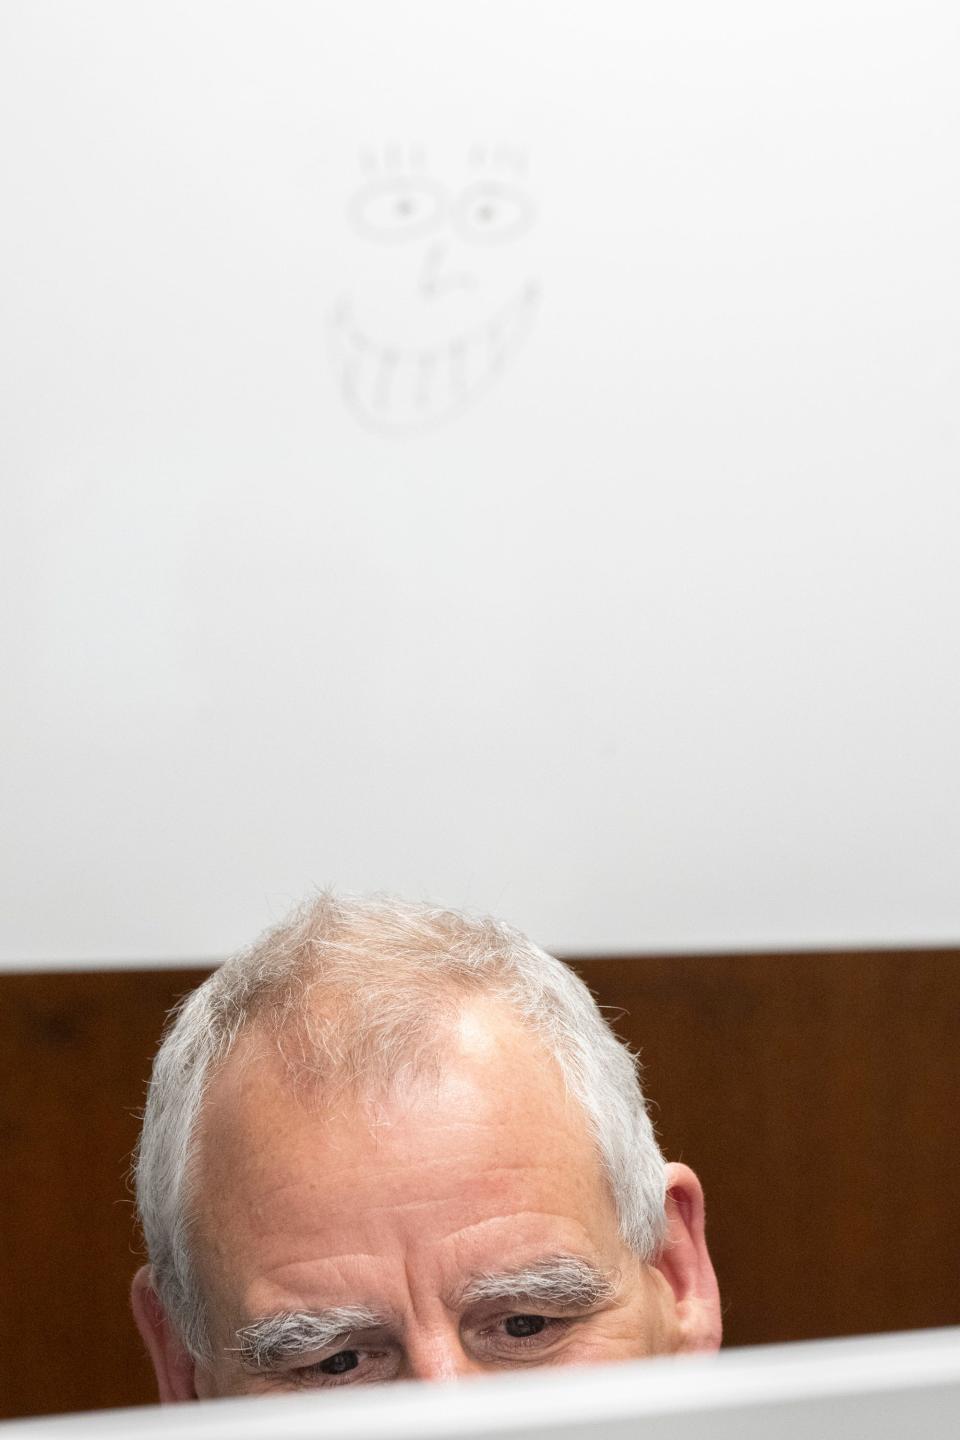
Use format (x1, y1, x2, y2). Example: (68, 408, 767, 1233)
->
(329, 145, 541, 433)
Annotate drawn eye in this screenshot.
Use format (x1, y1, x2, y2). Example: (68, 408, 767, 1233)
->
(348, 178, 446, 242)
(453, 182, 534, 243)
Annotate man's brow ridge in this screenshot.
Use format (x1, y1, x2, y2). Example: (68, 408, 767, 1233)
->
(230, 1256, 616, 1369)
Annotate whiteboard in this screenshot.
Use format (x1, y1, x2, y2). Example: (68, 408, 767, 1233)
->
(2, 2, 958, 966)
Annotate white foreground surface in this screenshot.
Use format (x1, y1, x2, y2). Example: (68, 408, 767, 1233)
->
(2, 3, 959, 966)
(4, 1329, 959, 1438)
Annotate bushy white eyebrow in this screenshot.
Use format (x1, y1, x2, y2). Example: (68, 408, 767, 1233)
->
(460, 1254, 618, 1310)
(232, 1306, 387, 1371)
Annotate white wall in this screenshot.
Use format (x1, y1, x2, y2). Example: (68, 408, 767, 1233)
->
(2, 2, 958, 966)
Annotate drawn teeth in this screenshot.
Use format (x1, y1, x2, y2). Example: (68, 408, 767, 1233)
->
(415, 350, 437, 411)
(330, 283, 540, 432)
(448, 339, 468, 397)
(373, 348, 399, 411)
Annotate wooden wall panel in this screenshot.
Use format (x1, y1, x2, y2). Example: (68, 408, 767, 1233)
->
(1, 952, 957, 1419)
(566, 952, 960, 1348)
(0, 970, 212, 1420)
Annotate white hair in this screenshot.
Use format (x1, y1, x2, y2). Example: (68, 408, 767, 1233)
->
(133, 893, 667, 1361)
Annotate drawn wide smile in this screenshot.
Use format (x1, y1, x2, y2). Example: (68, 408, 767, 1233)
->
(329, 281, 540, 433)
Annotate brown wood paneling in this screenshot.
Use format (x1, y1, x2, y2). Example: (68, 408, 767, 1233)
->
(566, 952, 960, 1347)
(1, 952, 957, 1418)
(0, 969, 213, 1420)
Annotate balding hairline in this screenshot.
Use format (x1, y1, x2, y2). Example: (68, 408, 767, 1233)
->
(134, 892, 668, 1363)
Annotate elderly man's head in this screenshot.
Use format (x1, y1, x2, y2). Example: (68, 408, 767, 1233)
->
(132, 895, 720, 1398)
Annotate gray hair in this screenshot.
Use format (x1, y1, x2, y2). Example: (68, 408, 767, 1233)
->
(133, 893, 667, 1362)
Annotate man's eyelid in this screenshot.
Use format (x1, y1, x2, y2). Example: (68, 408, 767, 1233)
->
(471, 1312, 578, 1355)
(464, 1294, 600, 1327)
(267, 1327, 396, 1373)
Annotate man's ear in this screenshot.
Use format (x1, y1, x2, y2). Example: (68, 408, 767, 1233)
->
(130, 1266, 199, 1402)
(653, 1162, 722, 1352)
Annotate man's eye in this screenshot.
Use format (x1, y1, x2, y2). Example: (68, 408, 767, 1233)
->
(286, 1347, 392, 1389)
(504, 1314, 547, 1338)
(318, 1348, 360, 1375)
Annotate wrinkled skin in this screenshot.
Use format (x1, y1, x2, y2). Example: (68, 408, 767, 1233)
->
(132, 999, 721, 1397)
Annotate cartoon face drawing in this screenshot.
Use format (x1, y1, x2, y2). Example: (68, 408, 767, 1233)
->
(329, 145, 540, 433)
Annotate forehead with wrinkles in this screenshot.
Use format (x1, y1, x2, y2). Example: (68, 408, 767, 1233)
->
(185, 998, 615, 1323)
